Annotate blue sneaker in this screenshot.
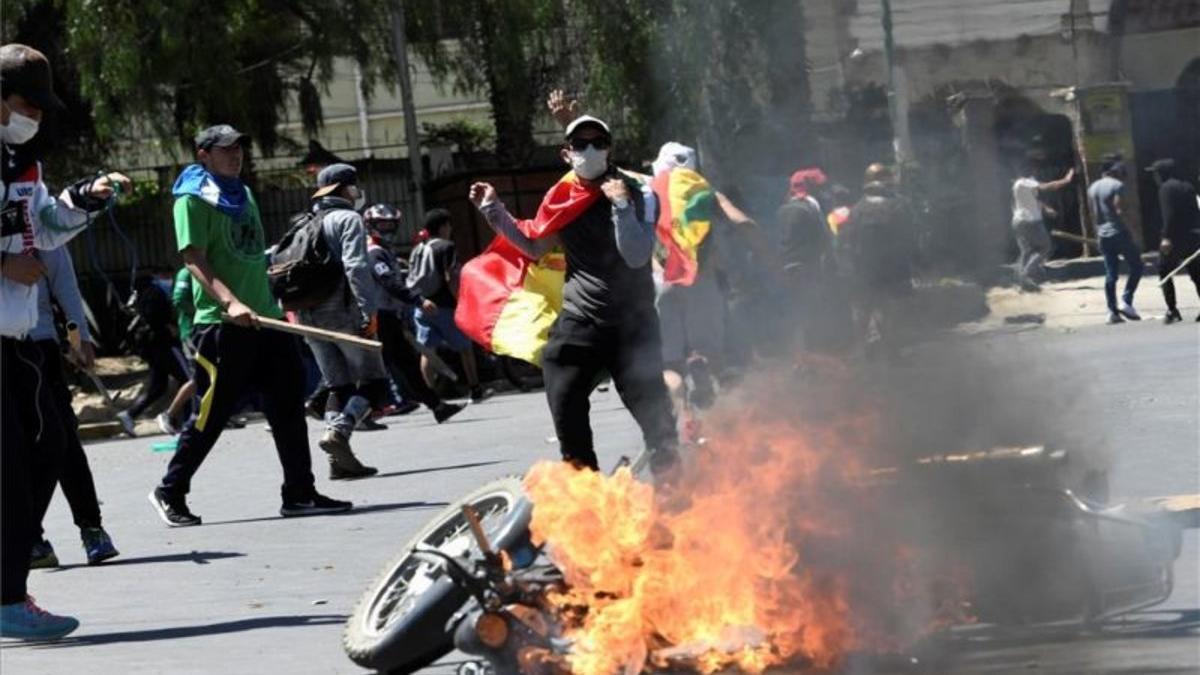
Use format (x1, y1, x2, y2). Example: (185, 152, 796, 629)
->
(0, 597, 79, 640)
(81, 527, 119, 565)
(29, 540, 58, 569)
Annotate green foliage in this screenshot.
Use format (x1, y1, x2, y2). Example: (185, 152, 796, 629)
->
(61, 0, 397, 156)
(421, 119, 495, 153)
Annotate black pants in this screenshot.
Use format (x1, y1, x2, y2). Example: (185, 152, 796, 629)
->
(125, 337, 189, 419)
(541, 311, 677, 470)
(33, 340, 102, 532)
(1160, 244, 1200, 313)
(2, 337, 66, 604)
(378, 310, 442, 410)
(159, 324, 315, 503)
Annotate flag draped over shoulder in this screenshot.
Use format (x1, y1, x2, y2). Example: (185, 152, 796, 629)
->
(651, 167, 715, 287)
(455, 172, 599, 365)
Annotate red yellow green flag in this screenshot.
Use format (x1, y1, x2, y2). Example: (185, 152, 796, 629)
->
(651, 167, 715, 287)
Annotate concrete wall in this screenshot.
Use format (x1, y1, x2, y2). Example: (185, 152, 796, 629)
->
(1118, 26, 1200, 90)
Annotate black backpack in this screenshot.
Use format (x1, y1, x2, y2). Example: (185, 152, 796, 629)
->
(267, 208, 343, 310)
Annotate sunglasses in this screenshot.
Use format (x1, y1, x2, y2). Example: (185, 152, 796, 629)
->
(568, 136, 611, 151)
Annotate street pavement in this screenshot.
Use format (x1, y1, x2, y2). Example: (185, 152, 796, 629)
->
(1, 319, 1197, 674)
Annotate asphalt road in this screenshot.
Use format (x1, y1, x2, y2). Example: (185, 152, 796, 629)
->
(1, 320, 1196, 675)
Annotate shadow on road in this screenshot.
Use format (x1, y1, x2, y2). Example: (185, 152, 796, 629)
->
(202, 500, 447, 527)
(25, 614, 348, 648)
(372, 460, 508, 480)
(48, 550, 245, 572)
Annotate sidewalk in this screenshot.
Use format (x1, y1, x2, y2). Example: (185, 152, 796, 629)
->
(961, 276, 1200, 333)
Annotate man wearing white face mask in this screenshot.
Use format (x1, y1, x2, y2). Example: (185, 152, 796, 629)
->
(1, 42, 131, 640)
(295, 163, 388, 479)
(469, 116, 681, 477)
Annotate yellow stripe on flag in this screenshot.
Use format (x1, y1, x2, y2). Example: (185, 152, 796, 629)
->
(194, 351, 218, 432)
(490, 251, 566, 365)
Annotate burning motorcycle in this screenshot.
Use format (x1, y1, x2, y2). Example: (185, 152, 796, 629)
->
(342, 446, 1195, 675)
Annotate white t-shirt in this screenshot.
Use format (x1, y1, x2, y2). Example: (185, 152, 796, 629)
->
(1012, 177, 1042, 224)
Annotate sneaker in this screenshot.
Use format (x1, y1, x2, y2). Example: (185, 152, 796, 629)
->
(227, 416, 247, 429)
(29, 540, 58, 569)
(1119, 303, 1141, 321)
(116, 411, 137, 437)
(1164, 309, 1183, 324)
(1107, 311, 1125, 325)
(433, 402, 466, 424)
(319, 430, 377, 480)
(280, 492, 353, 518)
(357, 417, 387, 432)
(469, 386, 495, 402)
(156, 412, 180, 436)
(304, 399, 324, 421)
(148, 487, 202, 527)
(81, 527, 119, 565)
(0, 597, 79, 640)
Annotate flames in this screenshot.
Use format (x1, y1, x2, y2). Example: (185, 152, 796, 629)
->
(524, 359, 973, 674)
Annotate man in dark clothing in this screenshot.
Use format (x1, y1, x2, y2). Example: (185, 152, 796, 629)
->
(409, 208, 492, 401)
(777, 168, 834, 351)
(469, 115, 679, 476)
(362, 203, 465, 423)
(1147, 159, 1200, 323)
(117, 275, 190, 436)
(838, 163, 918, 355)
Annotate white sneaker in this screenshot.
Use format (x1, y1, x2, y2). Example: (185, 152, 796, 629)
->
(156, 413, 180, 436)
(1119, 304, 1141, 321)
(116, 411, 137, 437)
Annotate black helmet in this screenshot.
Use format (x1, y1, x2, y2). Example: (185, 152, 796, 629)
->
(363, 203, 402, 224)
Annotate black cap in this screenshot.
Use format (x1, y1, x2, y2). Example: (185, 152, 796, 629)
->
(313, 162, 357, 199)
(0, 44, 65, 112)
(1100, 153, 1124, 174)
(1146, 158, 1176, 176)
(195, 124, 249, 151)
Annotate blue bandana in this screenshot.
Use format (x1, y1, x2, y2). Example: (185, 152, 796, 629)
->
(171, 163, 247, 219)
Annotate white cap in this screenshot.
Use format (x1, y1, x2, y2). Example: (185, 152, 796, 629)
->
(564, 115, 611, 139)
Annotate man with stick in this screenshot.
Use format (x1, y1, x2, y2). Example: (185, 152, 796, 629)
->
(1147, 159, 1200, 323)
(149, 125, 352, 527)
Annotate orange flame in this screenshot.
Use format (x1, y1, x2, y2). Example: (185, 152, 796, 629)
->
(524, 360, 972, 674)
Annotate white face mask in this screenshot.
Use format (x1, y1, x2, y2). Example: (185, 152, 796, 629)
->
(568, 145, 609, 180)
(1, 111, 40, 145)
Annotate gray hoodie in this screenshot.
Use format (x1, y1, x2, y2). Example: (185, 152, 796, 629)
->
(297, 196, 377, 330)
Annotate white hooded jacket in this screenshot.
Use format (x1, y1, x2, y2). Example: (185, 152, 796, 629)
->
(1, 159, 96, 337)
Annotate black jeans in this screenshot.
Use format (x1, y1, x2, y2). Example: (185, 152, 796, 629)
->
(34, 340, 102, 532)
(125, 336, 189, 419)
(541, 311, 677, 470)
(2, 337, 66, 604)
(1160, 242, 1200, 313)
(159, 324, 316, 503)
(378, 310, 442, 410)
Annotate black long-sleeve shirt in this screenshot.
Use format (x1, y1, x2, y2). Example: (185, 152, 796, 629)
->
(1158, 178, 1200, 248)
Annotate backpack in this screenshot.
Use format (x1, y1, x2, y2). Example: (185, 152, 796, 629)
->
(267, 208, 343, 310)
(405, 240, 442, 298)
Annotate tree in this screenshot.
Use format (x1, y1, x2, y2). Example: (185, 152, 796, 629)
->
(403, 0, 568, 166)
(60, 0, 397, 159)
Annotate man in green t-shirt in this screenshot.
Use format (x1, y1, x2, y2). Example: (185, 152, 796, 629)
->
(149, 124, 351, 527)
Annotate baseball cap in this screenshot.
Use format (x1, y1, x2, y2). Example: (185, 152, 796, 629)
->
(195, 124, 249, 151)
(564, 115, 610, 140)
(0, 44, 65, 111)
(1145, 158, 1176, 175)
(312, 162, 357, 199)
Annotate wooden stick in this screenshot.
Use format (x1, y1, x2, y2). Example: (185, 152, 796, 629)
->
(1050, 229, 1098, 247)
(1158, 247, 1200, 287)
(224, 314, 383, 351)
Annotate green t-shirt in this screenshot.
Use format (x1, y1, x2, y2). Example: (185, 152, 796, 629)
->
(172, 266, 195, 342)
(173, 192, 283, 325)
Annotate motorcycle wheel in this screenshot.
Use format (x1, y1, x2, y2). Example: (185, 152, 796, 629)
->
(343, 476, 533, 673)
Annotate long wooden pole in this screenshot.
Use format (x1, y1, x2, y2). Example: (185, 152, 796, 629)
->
(1158, 247, 1200, 287)
(225, 315, 383, 351)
